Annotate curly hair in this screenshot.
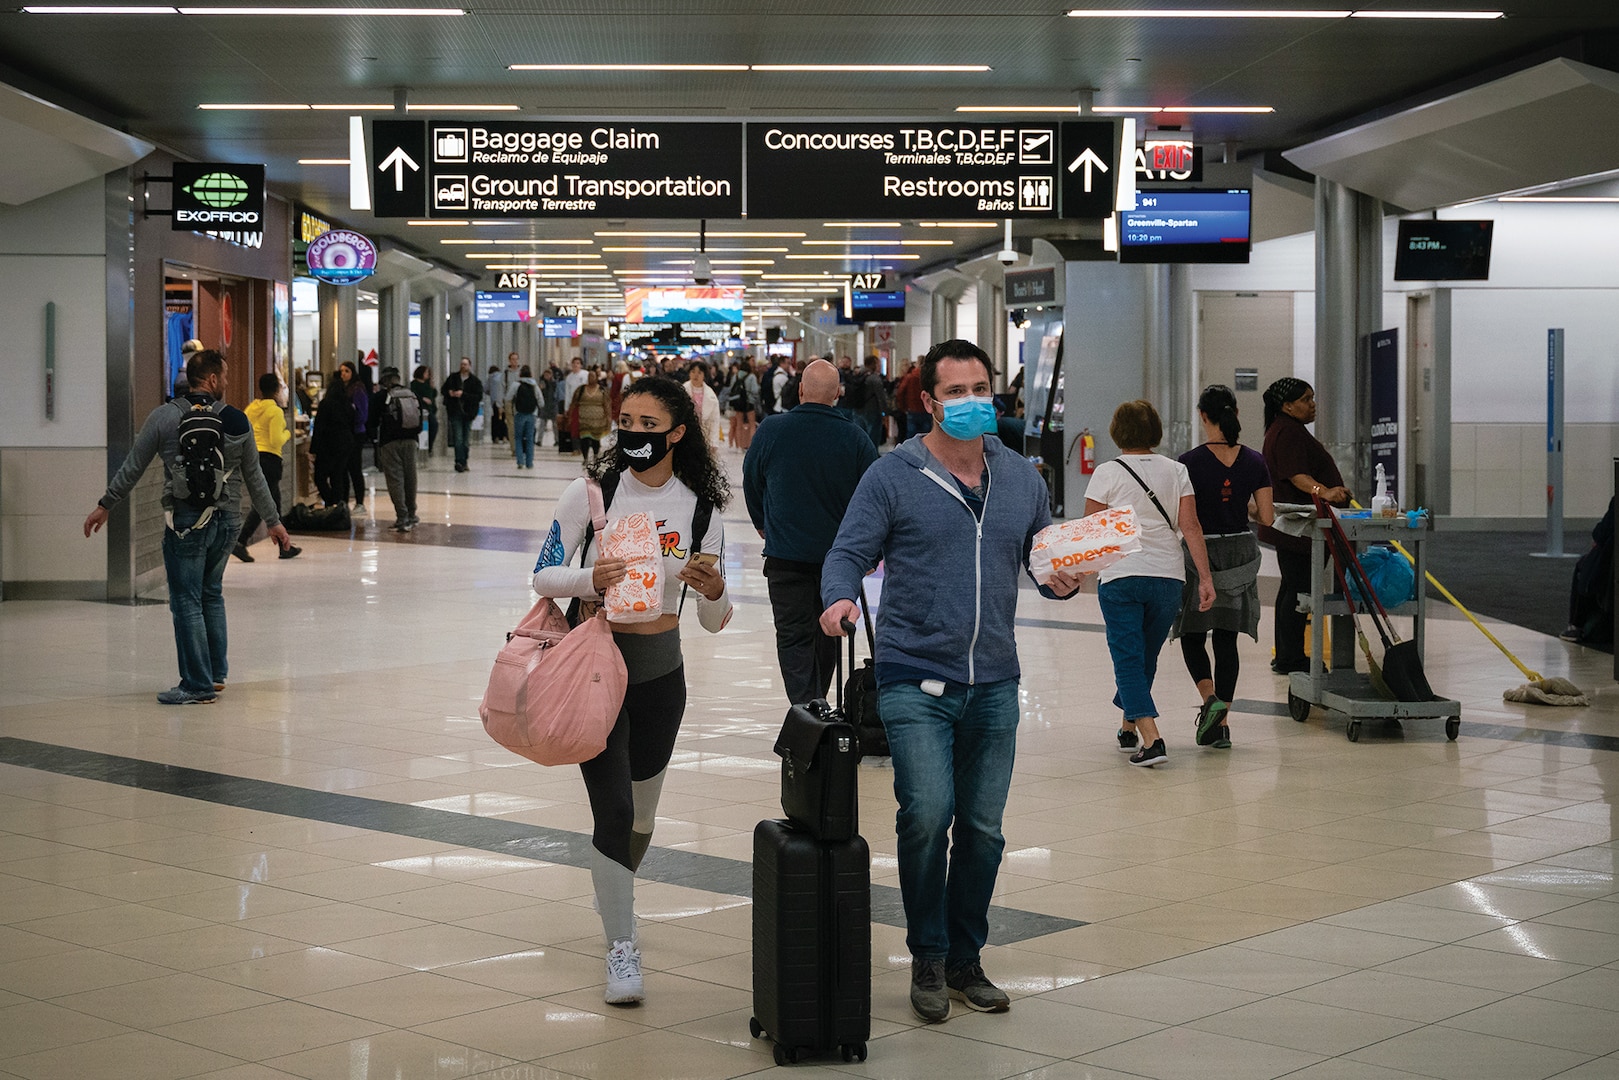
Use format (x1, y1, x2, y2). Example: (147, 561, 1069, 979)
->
(587, 375, 731, 510)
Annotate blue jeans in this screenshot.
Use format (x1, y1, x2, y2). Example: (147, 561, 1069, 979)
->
(447, 413, 471, 468)
(878, 678, 1020, 965)
(162, 509, 236, 694)
(1097, 576, 1183, 721)
(513, 412, 536, 466)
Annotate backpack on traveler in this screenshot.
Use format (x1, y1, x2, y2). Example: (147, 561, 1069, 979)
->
(729, 377, 752, 412)
(380, 384, 422, 442)
(780, 373, 802, 411)
(758, 363, 780, 413)
(843, 370, 868, 409)
(171, 399, 230, 510)
(513, 380, 539, 415)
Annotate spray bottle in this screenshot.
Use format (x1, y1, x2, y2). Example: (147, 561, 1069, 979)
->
(1371, 464, 1398, 518)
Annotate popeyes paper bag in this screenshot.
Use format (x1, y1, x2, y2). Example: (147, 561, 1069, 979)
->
(601, 512, 663, 623)
(1028, 506, 1141, 584)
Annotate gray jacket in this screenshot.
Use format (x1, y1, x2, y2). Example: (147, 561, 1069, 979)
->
(99, 394, 281, 529)
(821, 434, 1067, 687)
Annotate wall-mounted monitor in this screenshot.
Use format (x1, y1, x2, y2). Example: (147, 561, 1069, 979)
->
(1394, 219, 1493, 281)
(475, 291, 530, 322)
(542, 316, 578, 338)
(840, 289, 906, 324)
(1119, 189, 1251, 264)
(624, 286, 744, 324)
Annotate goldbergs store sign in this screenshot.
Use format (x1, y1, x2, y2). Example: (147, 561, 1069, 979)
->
(172, 162, 266, 231)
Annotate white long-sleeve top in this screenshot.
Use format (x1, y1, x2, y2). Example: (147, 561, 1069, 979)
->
(533, 472, 732, 633)
(686, 381, 721, 450)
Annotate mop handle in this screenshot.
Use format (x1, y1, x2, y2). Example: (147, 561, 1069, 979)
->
(1349, 500, 1542, 683)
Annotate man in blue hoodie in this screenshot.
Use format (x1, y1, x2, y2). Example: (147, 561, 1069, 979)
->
(821, 339, 1082, 1025)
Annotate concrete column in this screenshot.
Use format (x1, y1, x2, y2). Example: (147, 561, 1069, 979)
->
(1314, 178, 1382, 495)
(1144, 266, 1172, 441)
(447, 292, 473, 381)
(930, 289, 956, 343)
(976, 283, 1006, 389)
(1167, 264, 1196, 458)
(377, 283, 411, 373)
(419, 292, 447, 378)
(317, 282, 357, 376)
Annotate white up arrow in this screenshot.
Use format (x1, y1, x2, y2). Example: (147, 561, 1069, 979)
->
(1067, 147, 1109, 192)
(378, 146, 420, 191)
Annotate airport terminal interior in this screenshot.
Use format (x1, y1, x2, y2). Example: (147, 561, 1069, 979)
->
(3, 2, 1619, 1079)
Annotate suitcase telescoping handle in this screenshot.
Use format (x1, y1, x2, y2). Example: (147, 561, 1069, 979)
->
(838, 618, 855, 711)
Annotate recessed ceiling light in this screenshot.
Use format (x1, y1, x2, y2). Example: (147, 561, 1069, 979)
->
(785, 253, 921, 260)
(408, 219, 468, 225)
(198, 102, 309, 110)
(956, 105, 1081, 113)
(1066, 8, 1350, 16)
(918, 221, 997, 228)
(405, 103, 521, 111)
(297, 158, 350, 165)
(1499, 195, 1619, 202)
(1166, 105, 1275, 113)
(601, 246, 788, 253)
(1091, 106, 1163, 113)
(801, 239, 952, 246)
(661, 259, 776, 265)
(311, 103, 393, 110)
(178, 5, 463, 12)
(462, 253, 605, 260)
(509, 63, 749, 71)
(751, 64, 991, 73)
(440, 238, 594, 245)
(1349, 9, 1503, 17)
(23, 5, 176, 12)
(822, 222, 902, 228)
(484, 267, 616, 274)
(593, 230, 806, 238)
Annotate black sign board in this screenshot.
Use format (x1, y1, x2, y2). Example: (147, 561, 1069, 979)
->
(1004, 267, 1057, 306)
(426, 122, 741, 219)
(1058, 122, 1119, 220)
(372, 120, 428, 218)
(746, 123, 1061, 219)
(171, 162, 265, 233)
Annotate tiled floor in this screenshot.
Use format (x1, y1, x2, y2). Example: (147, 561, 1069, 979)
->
(1, 435, 1615, 1080)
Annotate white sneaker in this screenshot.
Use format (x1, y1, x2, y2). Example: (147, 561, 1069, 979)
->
(604, 938, 644, 1005)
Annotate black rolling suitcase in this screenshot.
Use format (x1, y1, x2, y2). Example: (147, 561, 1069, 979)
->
(752, 619, 871, 1065)
(750, 820, 870, 1066)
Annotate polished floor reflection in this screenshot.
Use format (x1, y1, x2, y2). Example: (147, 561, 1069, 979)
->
(0, 436, 1615, 1080)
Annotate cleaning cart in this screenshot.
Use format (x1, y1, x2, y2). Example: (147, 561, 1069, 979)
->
(1286, 508, 1462, 742)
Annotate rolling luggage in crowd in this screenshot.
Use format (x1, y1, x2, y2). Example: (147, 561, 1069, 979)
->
(752, 618, 871, 1066)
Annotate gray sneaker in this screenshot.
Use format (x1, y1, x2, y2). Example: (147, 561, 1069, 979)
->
(910, 957, 949, 1023)
(947, 962, 1010, 1013)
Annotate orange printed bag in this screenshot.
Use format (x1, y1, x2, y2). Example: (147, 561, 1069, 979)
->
(481, 479, 627, 766)
(1028, 506, 1141, 584)
(601, 510, 663, 624)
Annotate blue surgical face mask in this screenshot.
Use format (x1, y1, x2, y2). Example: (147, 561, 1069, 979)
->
(934, 395, 998, 440)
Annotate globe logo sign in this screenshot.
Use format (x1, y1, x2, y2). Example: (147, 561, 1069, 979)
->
(306, 229, 378, 285)
(183, 172, 250, 209)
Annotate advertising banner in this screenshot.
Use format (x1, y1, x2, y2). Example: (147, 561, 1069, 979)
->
(1368, 328, 1400, 499)
(172, 162, 265, 233)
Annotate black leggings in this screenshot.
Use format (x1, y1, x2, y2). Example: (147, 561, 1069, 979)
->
(1181, 630, 1240, 703)
(579, 660, 686, 870)
(1274, 547, 1320, 667)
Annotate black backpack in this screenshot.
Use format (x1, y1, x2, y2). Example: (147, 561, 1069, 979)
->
(513, 380, 539, 414)
(728, 378, 751, 411)
(844, 371, 868, 409)
(780, 373, 802, 411)
(172, 399, 229, 508)
(381, 385, 422, 441)
(758, 364, 779, 413)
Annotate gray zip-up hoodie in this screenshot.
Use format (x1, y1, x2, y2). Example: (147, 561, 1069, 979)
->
(821, 434, 1067, 687)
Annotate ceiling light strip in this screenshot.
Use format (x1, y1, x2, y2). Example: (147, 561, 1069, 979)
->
(510, 63, 748, 71)
(178, 5, 464, 13)
(956, 105, 1081, 113)
(1063, 6, 1500, 17)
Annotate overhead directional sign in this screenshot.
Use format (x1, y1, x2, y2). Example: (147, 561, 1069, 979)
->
(746, 124, 1063, 219)
(371, 121, 427, 218)
(1059, 121, 1120, 220)
(424, 121, 741, 219)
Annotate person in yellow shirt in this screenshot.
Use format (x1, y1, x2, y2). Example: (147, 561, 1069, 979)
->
(233, 373, 302, 562)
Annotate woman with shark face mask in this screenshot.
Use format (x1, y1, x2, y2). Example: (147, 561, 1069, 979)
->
(531, 375, 732, 1008)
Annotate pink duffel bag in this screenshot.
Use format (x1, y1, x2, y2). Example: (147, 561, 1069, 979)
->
(480, 480, 627, 765)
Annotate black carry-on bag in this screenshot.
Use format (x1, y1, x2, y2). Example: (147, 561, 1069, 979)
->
(749, 819, 871, 1066)
(845, 584, 887, 758)
(774, 619, 861, 842)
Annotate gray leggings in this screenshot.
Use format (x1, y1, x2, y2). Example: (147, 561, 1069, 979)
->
(580, 628, 684, 870)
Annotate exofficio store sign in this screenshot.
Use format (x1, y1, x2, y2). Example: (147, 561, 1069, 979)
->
(171, 162, 265, 231)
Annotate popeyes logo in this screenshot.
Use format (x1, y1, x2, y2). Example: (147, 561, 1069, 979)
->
(656, 519, 687, 559)
(1051, 546, 1123, 570)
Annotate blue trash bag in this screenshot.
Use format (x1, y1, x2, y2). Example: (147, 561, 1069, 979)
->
(1347, 545, 1416, 609)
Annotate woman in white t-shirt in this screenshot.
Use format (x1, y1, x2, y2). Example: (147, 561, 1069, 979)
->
(532, 376, 732, 1006)
(1082, 400, 1215, 767)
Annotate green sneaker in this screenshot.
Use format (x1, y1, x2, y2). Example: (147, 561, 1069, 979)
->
(1195, 698, 1229, 746)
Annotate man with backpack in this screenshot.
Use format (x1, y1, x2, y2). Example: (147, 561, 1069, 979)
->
(83, 349, 290, 706)
(376, 366, 422, 531)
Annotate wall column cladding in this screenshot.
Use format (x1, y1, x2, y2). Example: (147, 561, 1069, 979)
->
(317, 281, 357, 376)
(1314, 178, 1382, 495)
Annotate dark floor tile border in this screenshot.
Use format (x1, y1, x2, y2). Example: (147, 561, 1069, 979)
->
(0, 736, 1082, 945)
